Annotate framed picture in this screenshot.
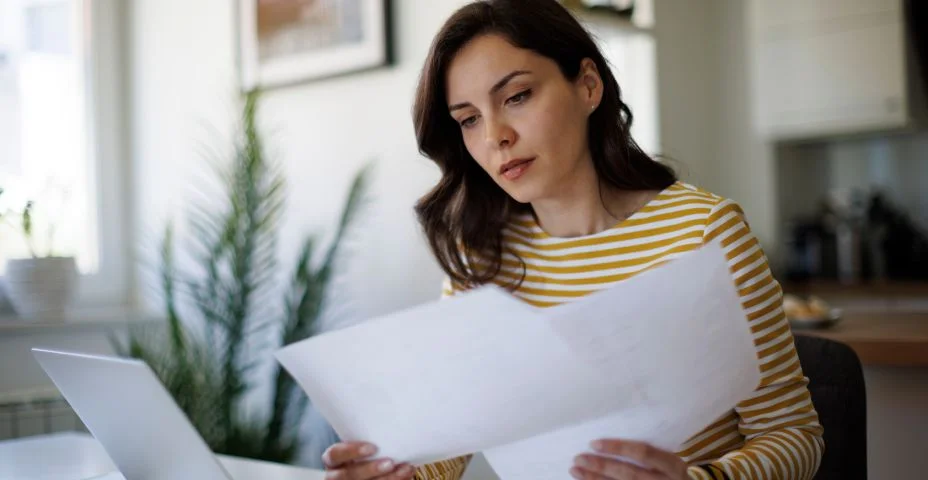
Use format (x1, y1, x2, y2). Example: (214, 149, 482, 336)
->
(238, 0, 393, 90)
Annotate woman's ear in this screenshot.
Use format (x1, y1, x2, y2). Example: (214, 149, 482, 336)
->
(577, 58, 604, 112)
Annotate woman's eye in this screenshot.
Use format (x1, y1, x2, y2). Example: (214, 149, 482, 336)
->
(460, 116, 478, 128)
(506, 89, 532, 105)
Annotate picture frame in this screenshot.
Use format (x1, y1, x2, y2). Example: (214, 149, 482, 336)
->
(237, 0, 394, 90)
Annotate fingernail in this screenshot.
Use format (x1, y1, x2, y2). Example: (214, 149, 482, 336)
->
(360, 444, 377, 456)
(591, 440, 605, 451)
(378, 459, 395, 472)
(569, 467, 584, 479)
(575, 456, 591, 468)
(399, 464, 415, 476)
(325, 471, 343, 480)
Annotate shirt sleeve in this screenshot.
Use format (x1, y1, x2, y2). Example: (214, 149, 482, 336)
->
(689, 198, 825, 480)
(414, 456, 472, 480)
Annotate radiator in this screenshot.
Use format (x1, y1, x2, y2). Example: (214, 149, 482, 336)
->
(0, 388, 87, 441)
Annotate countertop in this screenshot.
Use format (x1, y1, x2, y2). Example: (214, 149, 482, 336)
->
(784, 281, 928, 367)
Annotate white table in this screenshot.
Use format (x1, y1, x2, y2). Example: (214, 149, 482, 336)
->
(0, 432, 327, 480)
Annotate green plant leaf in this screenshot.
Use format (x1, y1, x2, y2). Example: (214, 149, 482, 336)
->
(22, 200, 36, 257)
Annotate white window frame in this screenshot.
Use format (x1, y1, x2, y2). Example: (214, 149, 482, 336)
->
(5, 0, 130, 308)
(76, 0, 129, 307)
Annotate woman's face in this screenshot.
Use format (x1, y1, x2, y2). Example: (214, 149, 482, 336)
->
(445, 34, 603, 204)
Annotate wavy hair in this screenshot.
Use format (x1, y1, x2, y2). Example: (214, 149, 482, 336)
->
(413, 0, 677, 289)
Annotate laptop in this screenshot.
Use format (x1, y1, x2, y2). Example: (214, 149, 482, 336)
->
(31, 348, 325, 480)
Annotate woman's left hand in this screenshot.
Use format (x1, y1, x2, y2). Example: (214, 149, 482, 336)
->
(571, 439, 688, 480)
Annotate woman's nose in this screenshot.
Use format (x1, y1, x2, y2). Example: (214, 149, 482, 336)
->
(485, 117, 517, 149)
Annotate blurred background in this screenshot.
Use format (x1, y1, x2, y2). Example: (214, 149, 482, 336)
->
(0, 0, 925, 479)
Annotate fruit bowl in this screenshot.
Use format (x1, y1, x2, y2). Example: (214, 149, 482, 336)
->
(783, 294, 842, 330)
(787, 308, 843, 330)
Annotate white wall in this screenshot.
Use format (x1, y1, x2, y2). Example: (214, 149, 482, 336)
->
(129, 0, 475, 322)
(653, 0, 779, 257)
(652, 0, 722, 190)
(711, 0, 779, 256)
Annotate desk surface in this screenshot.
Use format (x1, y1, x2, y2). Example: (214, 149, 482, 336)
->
(0, 432, 326, 480)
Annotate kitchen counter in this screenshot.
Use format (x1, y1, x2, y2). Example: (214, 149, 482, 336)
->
(785, 281, 928, 367)
(794, 311, 928, 366)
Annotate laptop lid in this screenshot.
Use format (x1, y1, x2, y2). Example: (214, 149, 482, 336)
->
(32, 348, 232, 480)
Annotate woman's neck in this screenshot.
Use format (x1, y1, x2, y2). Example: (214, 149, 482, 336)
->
(530, 161, 651, 238)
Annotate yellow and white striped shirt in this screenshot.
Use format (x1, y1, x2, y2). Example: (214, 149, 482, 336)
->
(417, 182, 824, 480)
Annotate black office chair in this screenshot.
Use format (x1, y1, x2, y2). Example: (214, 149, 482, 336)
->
(793, 335, 867, 480)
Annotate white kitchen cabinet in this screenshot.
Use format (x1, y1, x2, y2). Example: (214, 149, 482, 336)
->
(750, 0, 911, 140)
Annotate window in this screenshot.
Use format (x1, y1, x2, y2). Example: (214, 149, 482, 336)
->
(0, 0, 128, 306)
(573, 0, 659, 155)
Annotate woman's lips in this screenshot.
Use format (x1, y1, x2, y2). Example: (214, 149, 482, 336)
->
(500, 158, 535, 181)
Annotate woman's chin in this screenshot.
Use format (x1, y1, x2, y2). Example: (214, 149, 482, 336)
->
(503, 185, 544, 205)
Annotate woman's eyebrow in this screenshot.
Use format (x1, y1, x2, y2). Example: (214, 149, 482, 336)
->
(489, 70, 531, 95)
(449, 70, 532, 112)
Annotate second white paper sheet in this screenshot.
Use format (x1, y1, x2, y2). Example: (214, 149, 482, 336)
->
(481, 241, 761, 479)
(275, 242, 761, 477)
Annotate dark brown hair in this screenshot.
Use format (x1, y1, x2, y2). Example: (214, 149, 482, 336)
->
(413, 0, 677, 289)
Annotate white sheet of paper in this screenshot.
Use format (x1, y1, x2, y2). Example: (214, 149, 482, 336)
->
(275, 242, 761, 478)
(481, 241, 761, 478)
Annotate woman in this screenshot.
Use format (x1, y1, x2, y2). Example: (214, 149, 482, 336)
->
(322, 1, 824, 479)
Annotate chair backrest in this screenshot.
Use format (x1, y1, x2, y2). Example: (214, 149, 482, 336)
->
(793, 335, 867, 480)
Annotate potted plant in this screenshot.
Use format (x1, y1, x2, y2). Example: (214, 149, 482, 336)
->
(113, 89, 367, 466)
(1, 196, 78, 320)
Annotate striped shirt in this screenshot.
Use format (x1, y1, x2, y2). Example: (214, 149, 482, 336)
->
(415, 182, 824, 480)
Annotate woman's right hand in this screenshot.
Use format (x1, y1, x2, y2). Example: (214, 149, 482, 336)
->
(322, 442, 417, 480)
